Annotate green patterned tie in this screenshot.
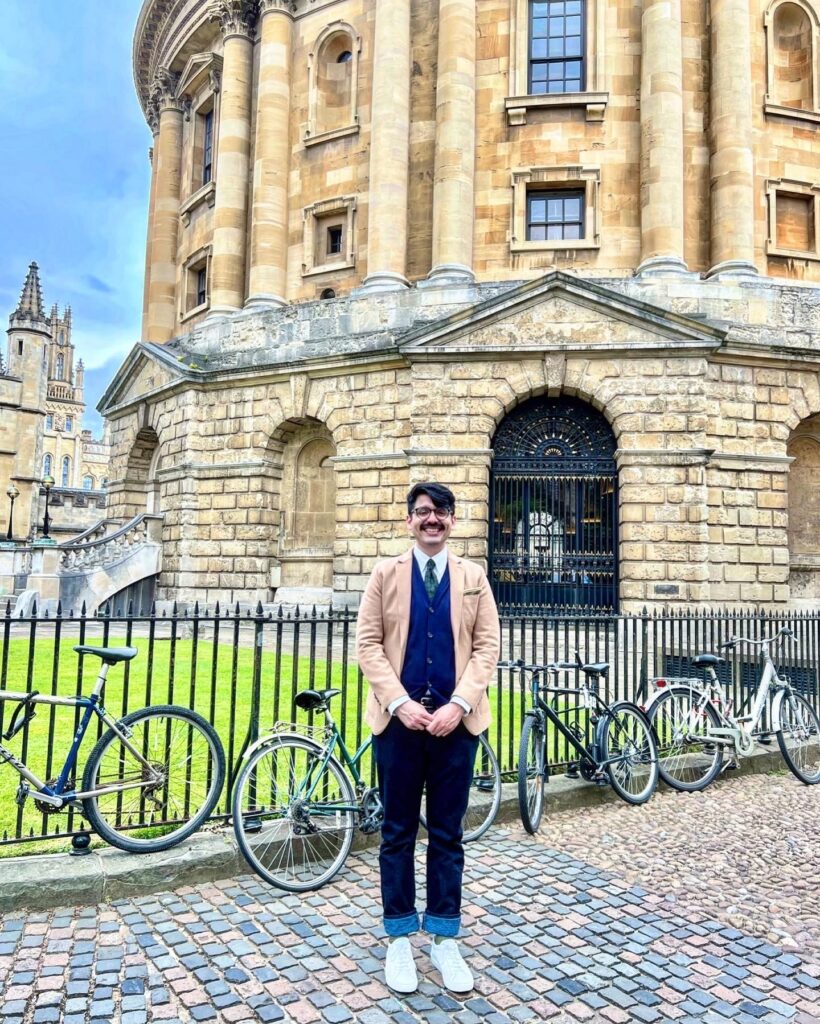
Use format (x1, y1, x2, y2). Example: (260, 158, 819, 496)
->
(424, 558, 438, 601)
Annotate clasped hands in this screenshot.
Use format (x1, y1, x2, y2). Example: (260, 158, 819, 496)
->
(396, 698, 465, 737)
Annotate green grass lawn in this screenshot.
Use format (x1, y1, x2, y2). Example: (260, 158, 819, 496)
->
(0, 636, 588, 855)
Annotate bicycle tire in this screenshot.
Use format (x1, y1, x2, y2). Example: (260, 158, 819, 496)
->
(233, 736, 356, 892)
(600, 701, 658, 805)
(776, 692, 820, 785)
(518, 714, 546, 834)
(419, 732, 502, 842)
(647, 687, 723, 792)
(82, 704, 225, 853)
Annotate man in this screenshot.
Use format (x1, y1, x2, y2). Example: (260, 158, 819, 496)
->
(356, 482, 500, 994)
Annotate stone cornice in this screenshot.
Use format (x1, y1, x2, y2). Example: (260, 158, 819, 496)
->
(209, 0, 258, 39)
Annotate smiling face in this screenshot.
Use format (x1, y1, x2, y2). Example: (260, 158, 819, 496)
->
(406, 492, 455, 555)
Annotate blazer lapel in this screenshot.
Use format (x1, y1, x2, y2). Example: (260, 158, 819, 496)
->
(395, 551, 413, 664)
(449, 554, 465, 642)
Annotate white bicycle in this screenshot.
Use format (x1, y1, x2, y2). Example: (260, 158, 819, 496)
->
(645, 626, 820, 791)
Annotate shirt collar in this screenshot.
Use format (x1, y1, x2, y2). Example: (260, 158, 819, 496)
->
(413, 545, 448, 579)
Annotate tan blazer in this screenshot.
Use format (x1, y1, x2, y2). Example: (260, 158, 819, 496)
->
(356, 548, 501, 736)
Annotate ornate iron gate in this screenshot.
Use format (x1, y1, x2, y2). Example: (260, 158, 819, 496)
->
(489, 396, 618, 611)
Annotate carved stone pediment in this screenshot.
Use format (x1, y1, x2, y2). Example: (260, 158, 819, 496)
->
(98, 344, 186, 415)
(400, 271, 727, 356)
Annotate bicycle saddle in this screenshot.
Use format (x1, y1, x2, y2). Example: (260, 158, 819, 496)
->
(294, 688, 341, 711)
(692, 653, 723, 668)
(73, 645, 138, 665)
(581, 662, 609, 677)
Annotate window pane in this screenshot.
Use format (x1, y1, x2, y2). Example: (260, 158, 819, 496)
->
(549, 16, 564, 34)
(532, 17, 548, 35)
(530, 198, 547, 221)
(532, 64, 548, 81)
(564, 197, 581, 220)
(531, 78, 548, 93)
(566, 36, 581, 56)
(547, 199, 564, 221)
(566, 1, 581, 12)
(567, 61, 581, 76)
(566, 15, 581, 33)
(548, 79, 565, 92)
(531, 38, 548, 58)
(549, 37, 565, 56)
(547, 224, 563, 240)
(564, 223, 581, 240)
(549, 62, 564, 79)
(532, 2, 549, 16)
(529, 224, 547, 240)
(566, 78, 581, 91)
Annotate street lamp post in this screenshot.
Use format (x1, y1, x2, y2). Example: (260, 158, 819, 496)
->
(42, 475, 54, 540)
(5, 484, 19, 542)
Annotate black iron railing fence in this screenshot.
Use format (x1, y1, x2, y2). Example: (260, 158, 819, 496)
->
(0, 600, 818, 849)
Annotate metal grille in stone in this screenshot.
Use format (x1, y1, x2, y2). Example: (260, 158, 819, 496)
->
(490, 396, 618, 611)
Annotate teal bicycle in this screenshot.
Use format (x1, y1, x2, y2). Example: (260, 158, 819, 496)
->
(232, 686, 501, 892)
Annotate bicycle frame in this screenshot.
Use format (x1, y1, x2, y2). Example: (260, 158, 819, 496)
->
(529, 674, 626, 773)
(0, 661, 162, 807)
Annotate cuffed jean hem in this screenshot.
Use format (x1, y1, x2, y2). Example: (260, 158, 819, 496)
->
(422, 912, 460, 938)
(383, 912, 420, 938)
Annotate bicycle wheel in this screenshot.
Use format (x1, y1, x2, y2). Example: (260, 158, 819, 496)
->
(419, 732, 502, 842)
(776, 692, 820, 785)
(233, 736, 356, 892)
(647, 687, 723, 792)
(518, 714, 546, 834)
(600, 701, 658, 805)
(82, 704, 225, 853)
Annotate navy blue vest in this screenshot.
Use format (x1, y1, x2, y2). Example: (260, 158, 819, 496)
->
(400, 558, 456, 707)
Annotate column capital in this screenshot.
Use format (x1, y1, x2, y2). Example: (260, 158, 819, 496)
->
(258, 0, 294, 14)
(147, 66, 182, 131)
(209, 0, 258, 41)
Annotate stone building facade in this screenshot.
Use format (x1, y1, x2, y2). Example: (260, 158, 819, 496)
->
(1, 264, 111, 543)
(101, 0, 820, 611)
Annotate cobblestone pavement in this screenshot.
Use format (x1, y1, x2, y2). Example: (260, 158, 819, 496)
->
(1, 772, 819, 1024)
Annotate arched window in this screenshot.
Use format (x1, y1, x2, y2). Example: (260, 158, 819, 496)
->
(61, 456, 71, 487)
(55, 353, 64, 380)
(83, 475, 94, 490)
(43, 454, 53, 478)
(305, 24, 361, 143)
(765, 1, 819, 115)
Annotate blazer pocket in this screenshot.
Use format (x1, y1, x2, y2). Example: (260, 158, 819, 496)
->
(464, 587, 482, 596)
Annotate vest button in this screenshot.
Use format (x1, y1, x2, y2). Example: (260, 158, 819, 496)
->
(429, 607, 434, 614)
(427, 657, 433, 664)
(428, 632, 434, 639)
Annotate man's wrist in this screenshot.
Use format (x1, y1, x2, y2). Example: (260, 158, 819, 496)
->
(388, 695, 411, 716)
(450, 696, 470, 716)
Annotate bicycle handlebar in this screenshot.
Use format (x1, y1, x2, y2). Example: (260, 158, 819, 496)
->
(719, 625, 798, 650)
(497, 658, 594, 674)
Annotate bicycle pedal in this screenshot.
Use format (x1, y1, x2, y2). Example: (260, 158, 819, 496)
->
(593, 774, 609, 787)
(723, 761, 739, 771)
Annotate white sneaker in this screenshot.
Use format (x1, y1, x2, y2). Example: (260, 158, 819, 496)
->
(384, 936, 418, 994)
(430, 938, 474, 993)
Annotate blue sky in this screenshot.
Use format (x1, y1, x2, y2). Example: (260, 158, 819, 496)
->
(0, 0, 149, 435)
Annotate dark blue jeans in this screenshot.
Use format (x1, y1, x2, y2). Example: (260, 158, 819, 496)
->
(373, 717, 479, 938)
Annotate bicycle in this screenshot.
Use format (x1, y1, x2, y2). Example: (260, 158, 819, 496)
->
(0, 644, 226, 852)
(232, 686, 502, 892)
(645, 625, 820, 791)
(500, 655, 659, 834)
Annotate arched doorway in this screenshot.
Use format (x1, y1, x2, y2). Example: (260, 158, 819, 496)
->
(489, 396, 618, 611)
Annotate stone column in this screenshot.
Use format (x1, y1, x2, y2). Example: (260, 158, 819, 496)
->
(207, 0, 257, 317)
(146, 69, 184, 344)
(427, 0, 477, 286)
(246, 0, 293, 309)
(142, 140, 159, 336)
(638, 0, 687, 274)
(359, 0, 411, 293)
(708, 0, 757, 276)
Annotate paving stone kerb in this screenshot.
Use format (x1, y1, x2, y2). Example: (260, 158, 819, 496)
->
(0, 746, 784, 914)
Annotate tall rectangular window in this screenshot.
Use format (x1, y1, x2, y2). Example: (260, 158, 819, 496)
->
(202, 110, 214, 185)
(327, 225, 343, 256)
(197, 267, 207, 307)
(527, 189, 584, 240)
(529, 0, 584, 94)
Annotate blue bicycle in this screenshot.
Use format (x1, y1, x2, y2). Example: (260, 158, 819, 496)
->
(0, 644, 225, 852)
